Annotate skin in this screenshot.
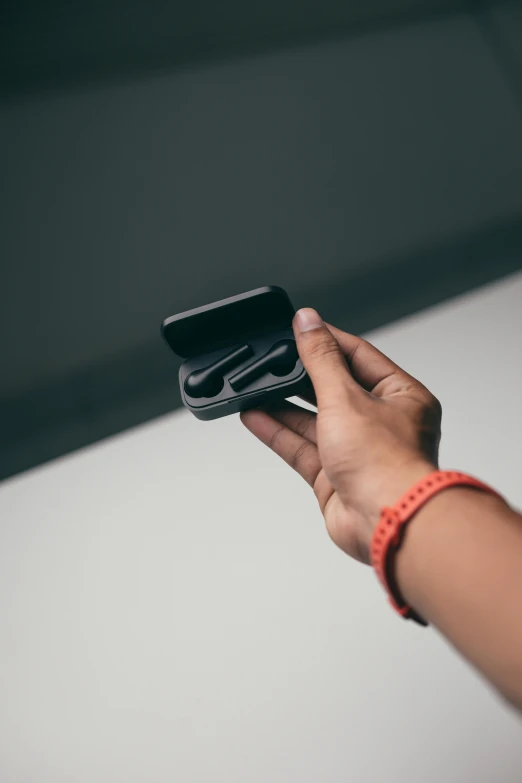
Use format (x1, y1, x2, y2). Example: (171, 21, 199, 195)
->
(241, 308, 522, 710)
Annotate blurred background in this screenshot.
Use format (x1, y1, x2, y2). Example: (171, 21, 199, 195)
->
(1, 0, 522, 479)
(1, 3, 522, 782)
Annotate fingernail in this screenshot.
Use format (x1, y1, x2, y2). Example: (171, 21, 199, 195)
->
(295, 308, 323, 332)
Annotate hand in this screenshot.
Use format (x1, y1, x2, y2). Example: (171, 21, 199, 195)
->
(240, 308, 442, 563)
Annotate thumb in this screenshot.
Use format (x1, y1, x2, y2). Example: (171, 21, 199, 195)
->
(293, 308, 356, 407)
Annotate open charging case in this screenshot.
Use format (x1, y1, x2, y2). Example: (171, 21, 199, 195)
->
(161, 286, 310, 420)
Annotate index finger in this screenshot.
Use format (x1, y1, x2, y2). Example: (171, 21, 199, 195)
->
(324, 323, 418, 396)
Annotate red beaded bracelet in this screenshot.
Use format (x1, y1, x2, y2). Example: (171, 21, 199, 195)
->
(370, 470, 503, 626)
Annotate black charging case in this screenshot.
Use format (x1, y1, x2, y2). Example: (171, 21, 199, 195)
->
(161, 286, 310, 420)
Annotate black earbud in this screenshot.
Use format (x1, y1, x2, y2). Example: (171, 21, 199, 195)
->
(184, 344, 253, 398)
(229, 339, 298, 392)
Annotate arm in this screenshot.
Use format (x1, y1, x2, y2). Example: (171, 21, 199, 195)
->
(397, 486, 522, 709)
(241, 308, 522, 710)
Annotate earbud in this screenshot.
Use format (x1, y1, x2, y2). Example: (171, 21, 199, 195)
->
(184, 344, 253, 398)
(229, 339, 298, 392)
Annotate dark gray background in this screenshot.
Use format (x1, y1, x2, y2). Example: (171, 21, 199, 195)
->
(1, 0, 522, 480)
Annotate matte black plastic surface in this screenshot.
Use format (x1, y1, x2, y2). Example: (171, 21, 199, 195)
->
(162, 286, 295, 359)
(228, 339, 298, 391)
(184, 343, 254, 398)
(161, 286, 309, 420)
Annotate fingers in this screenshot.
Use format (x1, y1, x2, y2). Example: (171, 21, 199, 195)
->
(323, 322, 419, 396)
(312, 469, 336, 516)
(240, 407, 321, 487)
(264, 400, 318, 444)
(292, 309, 359, 408)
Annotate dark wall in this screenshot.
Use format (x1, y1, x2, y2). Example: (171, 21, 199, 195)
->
(2, 0, 485, 96)
(1, 2, 522, 480)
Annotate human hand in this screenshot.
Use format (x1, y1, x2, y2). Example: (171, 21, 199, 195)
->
(240, 309, 442, 563)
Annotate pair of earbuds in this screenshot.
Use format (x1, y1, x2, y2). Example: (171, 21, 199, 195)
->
(184, 340, 299, 399)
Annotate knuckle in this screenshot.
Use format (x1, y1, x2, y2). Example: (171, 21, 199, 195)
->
(421, 391, 443, 422)
(268, 425, 286, 452)
(416, 385, 442, 414)
(305, 334, 340, 361)
(294, 416, 314, 439)
(289, 440, 314, 470)
(429, 394, 443, 416)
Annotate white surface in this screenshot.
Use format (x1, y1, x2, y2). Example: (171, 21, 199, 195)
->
(1, 273, 522, 782)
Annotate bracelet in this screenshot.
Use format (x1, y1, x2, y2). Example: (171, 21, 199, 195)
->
(370, 470, 503, 626)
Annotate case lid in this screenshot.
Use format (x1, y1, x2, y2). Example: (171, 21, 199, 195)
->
(161, 286, 297, 359)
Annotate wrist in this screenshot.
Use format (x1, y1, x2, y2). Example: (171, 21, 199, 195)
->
(352, 459, 436, 564)
(394, 486, 510, 621)
(361, 459, 437, 540)
(369, 470, 507, 625)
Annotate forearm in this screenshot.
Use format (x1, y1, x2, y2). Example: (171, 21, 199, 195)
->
(396, 487, 522, 708)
